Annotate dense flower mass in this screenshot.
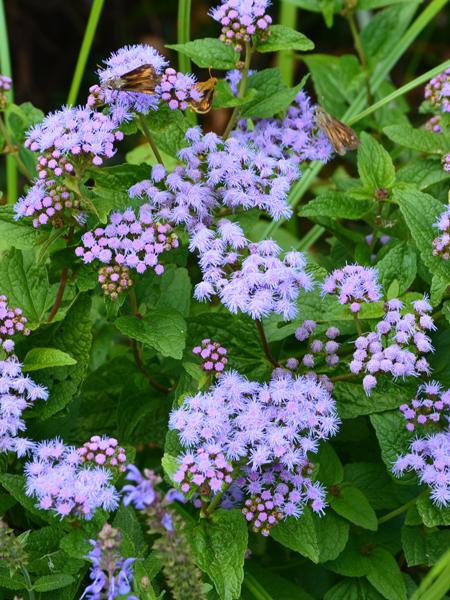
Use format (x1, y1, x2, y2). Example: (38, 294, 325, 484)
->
(210, 0, 272, 51)
(432, 205, 450, 259)
(424, 67, 450, 112)
(0, 296, 30, 352)
(393, 432, 450, 506)
(190, 221, 314, 319)
(25, 106, 123, 180)
(25, 438, 119, 518)
(350, 297, 435, 394)
(169, 370, 339, 532)
(14, 179, 81, 228)
(82, 523, 137, 600)
(75, 207, 179, 281)
(78, 435, 127, 472)
(158, 68, 202, 111)
(400, 381, 450, 432)
(0, 357, 48, 456)
(321, 264, 382, 313)
(193, 339, 228, 374)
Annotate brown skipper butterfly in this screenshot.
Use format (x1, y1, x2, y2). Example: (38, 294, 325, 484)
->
(314, 106, 360, 156)
(105, 64, 161, 95)
(188, 75, 218, 114)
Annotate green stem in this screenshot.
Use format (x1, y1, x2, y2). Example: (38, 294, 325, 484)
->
(243, 573, 275, 600)
(329, 372, 358, 383)
(177, 0, 192, 73)
(377, 496, 419, 525)
(296, 224, 325, 251)
(203, 489, 226, 517)
(353, 313, 362, 336)
(21, 565, 35, 600)
(278, 1, 297, 86)
(222, 42, 252, 140)
(256, 319, 279, 367)
(0, 114, 32, 178)
(347, 12, 372, 104)
(410, 548, 450, 600)
(0, 0, 17, 203)
(67, 0, 105, 106)
(138, 115, 165, 166)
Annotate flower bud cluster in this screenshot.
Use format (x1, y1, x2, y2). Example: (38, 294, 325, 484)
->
(350, 297, 434, 395)
(174, 446, 234, 495)
(0, 295, 30, 352)
(424, 115, 442, 133)
(321, 264, 382, 313)
(192, 339, 228, 374)
(159, 68, 202, 111)
(98, 264, 133, 300)
(295, 321, 341, 369)
(0, 74, 11, 109)
(400, 381, 450, 432)
(443, 153, 450, 173)
(432, 205, 450, 259)
(210, 0, 272, 52)
(424, 67, 450, 112)
(77, 435, 127, 472)
(15, 179, 81, 228)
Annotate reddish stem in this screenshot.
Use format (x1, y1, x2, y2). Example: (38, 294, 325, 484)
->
(130, 339, 171, 394)
(256, 319, 279, 368)
(47, 267, 69, 323)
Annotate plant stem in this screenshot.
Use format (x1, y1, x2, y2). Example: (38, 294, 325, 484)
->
(0, 114, 32, 178)
(67, 0, 105, 106)
(353, 313, 362, 336)
(177, 0, 192, 73)
(329, 372, 358, 383)
(48, 268, 69, 323)
(138, 114, 165, 166)
(256, 319, 279, 367)
(222, 42, 252, 140)
(203, 489, 226, 517)
(0, 0, 17, 204)
(296, 224, 325, 251)
(278, 1, 297, 86)
(377, 496, 419, 525)
(21, 565, 36, 600)
(347, 12, 372, 104)
(243, 573, 275, 600)
(128, 286, 141, 318)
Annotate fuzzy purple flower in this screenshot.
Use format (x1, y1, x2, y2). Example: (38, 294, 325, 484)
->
(193, 339, 228, 374)
(158, 68, 202, 111)
(424, 67, 450, 113)
(0, 357, 48, 457)
(210, 0, 272, 52)
(322, 264, 382, 313)
(393, 431, 450, 507)
(400, 382, 450, 432)
(225, 68, 257, 95)
(78, 436, 127, 472)
(0, 295, 30, 353)
(432, 205, 450, 260)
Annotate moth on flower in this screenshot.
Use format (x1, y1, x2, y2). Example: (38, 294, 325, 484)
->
(188, 75, 218, 114)
(104, 63, 162, 95)
(314, 106, 360, 156)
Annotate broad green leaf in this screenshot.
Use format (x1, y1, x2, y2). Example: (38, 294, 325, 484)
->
(0, 248, 58, 326)
(271, 508, 349, 563)
(376, 243, 417, 295)
(255, 25, 314, 53)
(115, 309, 186, 359)
(384, 125, 450, 155)
(402, 525, 450, 567)
(317, 442, 344, 486)
(325, 536, 372, 577)
(366, 547, 407, 600)
(143, 103, 190, 158)
(324, 578, 385, 600)
(22, 347, 77, 371)
(357, 133, 396, 191)
(301, 192, 374, 220)
(330, 485, 378, 531)
(416, 496, 450, 527)
(0, 205, 47, 250)
(113, 504, 145, 552)
(156, 267, 191, 317)
(334, 379, 414, 419)
(393, 185, 450, 282)
(0, 564, 26, 590)
(243, 566, 314, 600)
(166, 38, 239, 70)
(212, 80, 257, 109)
(33, 574, 74, 592)
(430, 274, 448, 306)
(60, 531, 91, 560)
(344, 463, 413, 510)
(397, 158, 450, 191)
(189, 509, 248, 600)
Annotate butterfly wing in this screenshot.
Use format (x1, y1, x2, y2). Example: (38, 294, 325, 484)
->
(188, 77, 218, 114)
(315, 106, 360, 156)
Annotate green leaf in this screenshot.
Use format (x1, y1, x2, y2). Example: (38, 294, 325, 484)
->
(115, 309, 186, 359)
(255, 25, 314, 53)
(0, 248, 58, 326)
(301, 192, 374, 220)
(393, 184, 450, 282)
(0, 205, 47, 250)
(384, 125, 450, 155)
(376, 243, 417, 295)
(357, 133, 396, 191)
(344, 463, 411, 510)
(334, 379, 414, 419)
(402, 525, 450, 567)
(243, 566, 314, 600)
(59, 531, 91, 560)
(366, 547, 407, 600)
(430, 274, 448, 306)
(22, 347, 77, 371)
(143, 103, 191, 158)
(166, 38, 239, 70)
(189, 509, 248, 600)
(156, 267, 191, 317)
(324, 578, 385, 600)
(212, 80, 257, 109)
(317, 442, 344, 486)
(271, 508, 349, 563)
(33, 574, 74, 592)
(416, 496, 450, 527)
(0, 564, 26, 590)
(397, 158, 450, 191)
(0, 474, 56, 523)
(359, 0, 417, 8)
(330, 485, 378, 531)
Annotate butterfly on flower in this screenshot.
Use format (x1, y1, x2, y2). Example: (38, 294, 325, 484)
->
(104, 64, 161, 95)
(314, 106, 360, 156)
(188, 75, 218, 114)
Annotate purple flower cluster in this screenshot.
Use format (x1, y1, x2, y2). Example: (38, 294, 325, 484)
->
(225, 68, 256, 95)
(393, 432, 450, 506)
(432, 205, 450, 260)
(400, 381, 450, 432)
(424, 115, 442, 133)
(169, 370, 339, 532)
(0, 74, 11, 108)
(81, 523, 137, 600)
(75, 208, 179, 281)
(0, 295, 30, 353)
(295, 321, 341, 369)
(424, 67, 450, 112)
(210, 0, 272, 51)
(159, 68, 202, 111)
(190, 221, 314, 320)
(14, 179, 81, 229)
(25, 438, 119, 519)
(98, 264, 134, 300)
(350, 297, 434, 395)
(25, 106, 123, 179)
(193, 339, 228, 374)
(443, 153, 450, 173)
(322, 264, 382, 313)
(78, 435, 127, 472)
(0, 357, 48, 457)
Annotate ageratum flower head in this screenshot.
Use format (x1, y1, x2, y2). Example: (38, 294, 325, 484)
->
(158, 68, 203, 111)
(190, 220, 314, 320)
(210, 0, 272, 51)
(193, 339, 229, 374)
(0, 295, 30, 354)
(78, 435, 128, 472)
(393, 431, 450, 507)
(0, 357, 48, 457)
(350, 297, 435, 395)
(442, 153, 450, 174)
(432, 205, 450, 260)
(400, 381, 450, 432)
(25, 106, 123, 180)
(294, 321, 341, 369)
(25, 438, 119, 519)
(424, 67, 450, 113)
(321, 264, 382, 313)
